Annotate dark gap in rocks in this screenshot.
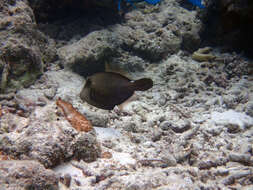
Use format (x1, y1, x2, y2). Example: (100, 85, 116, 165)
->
(28, 0, 122, 41)
(28, 0, 120, 23)
(200, 0, 253, 58)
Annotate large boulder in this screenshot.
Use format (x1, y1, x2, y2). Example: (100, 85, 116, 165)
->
(58, 30, 115, 76)
(55, 0, 203, 74)
(0, 0, 57, 93)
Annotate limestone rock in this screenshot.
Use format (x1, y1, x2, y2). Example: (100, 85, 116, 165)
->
(0, 0, 56, 93)
(58, 30, 114, 76)
(0, 160, 58, 190)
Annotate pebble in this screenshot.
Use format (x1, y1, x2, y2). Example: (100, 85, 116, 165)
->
(44, 88, 57, 99)
(170, 120, 191, 133)
(223, 170, 252, 186)
(229, 153, 252, 166)
(151, 130, 162, 142)
(159, 121, 172, 131)
(182, 125, 200, 140)
(214, 169, 229, 176)
(60, 173, 71, 188)
(226, 123, 241, 133)
(123, 122, 138, 133)
(161, 154, 177, 167)
(198, 157, 228, 170)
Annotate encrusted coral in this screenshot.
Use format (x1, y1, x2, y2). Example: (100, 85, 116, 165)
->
(192, 47, 216, 62)
(56, 98, 93, 132)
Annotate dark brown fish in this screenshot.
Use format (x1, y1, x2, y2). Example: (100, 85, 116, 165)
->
(80, 72, 153, 110)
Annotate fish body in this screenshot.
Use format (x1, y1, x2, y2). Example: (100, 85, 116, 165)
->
(80, 72, 153, 110)
(187, 0, 205, 8)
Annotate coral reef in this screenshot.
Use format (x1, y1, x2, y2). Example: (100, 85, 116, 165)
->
(56, 98, 93, 132)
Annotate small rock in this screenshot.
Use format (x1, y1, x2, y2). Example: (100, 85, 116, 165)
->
(44, 88, 57, 99)
(170, 120, 191, 133)
(231, 170, 252, 180)
(123, 122, 138, 133)
(211, 110, 253, 130)
(229, 153, 252, 166)
(159, 121, 172, 131)
(94, 127, 121, 141)
(222, 170, 252, 186)
(60, 173, 72, 188)
(102, 140, 116, 149)
(226, 124, 241, 133)
(192, 47, 216, 62)
(158, 95, 167, 106)
(130, 135, 141, 144)
(240, 143, 252, 155)
(101, 152, 113, 159)
(214, 169, 229, 176)
(83, 111, 109, 127)
(198, 160, 215, 170)
(222, 176, 235, 186)
(36, 100, 47, 107)
(245, 101, 253, 117)
(204, 125, 223, 136)
(182, 125, 200, 140)
(0, 93, 15, 101)
(151, 130, 162, 142)
(161, 154, 177, 167)
(198, 157, 228, 170)
(73, 131, 101, 162)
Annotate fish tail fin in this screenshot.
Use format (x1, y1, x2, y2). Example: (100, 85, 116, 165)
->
(133, 78, 153, 91)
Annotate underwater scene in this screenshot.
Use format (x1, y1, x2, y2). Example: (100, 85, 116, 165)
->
(0, 0, 253, 189)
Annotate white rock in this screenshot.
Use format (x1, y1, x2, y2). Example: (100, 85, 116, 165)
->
(211, 110, 253, 129)
(112, 152, 136, 165)
(94, 127, 121, 141)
